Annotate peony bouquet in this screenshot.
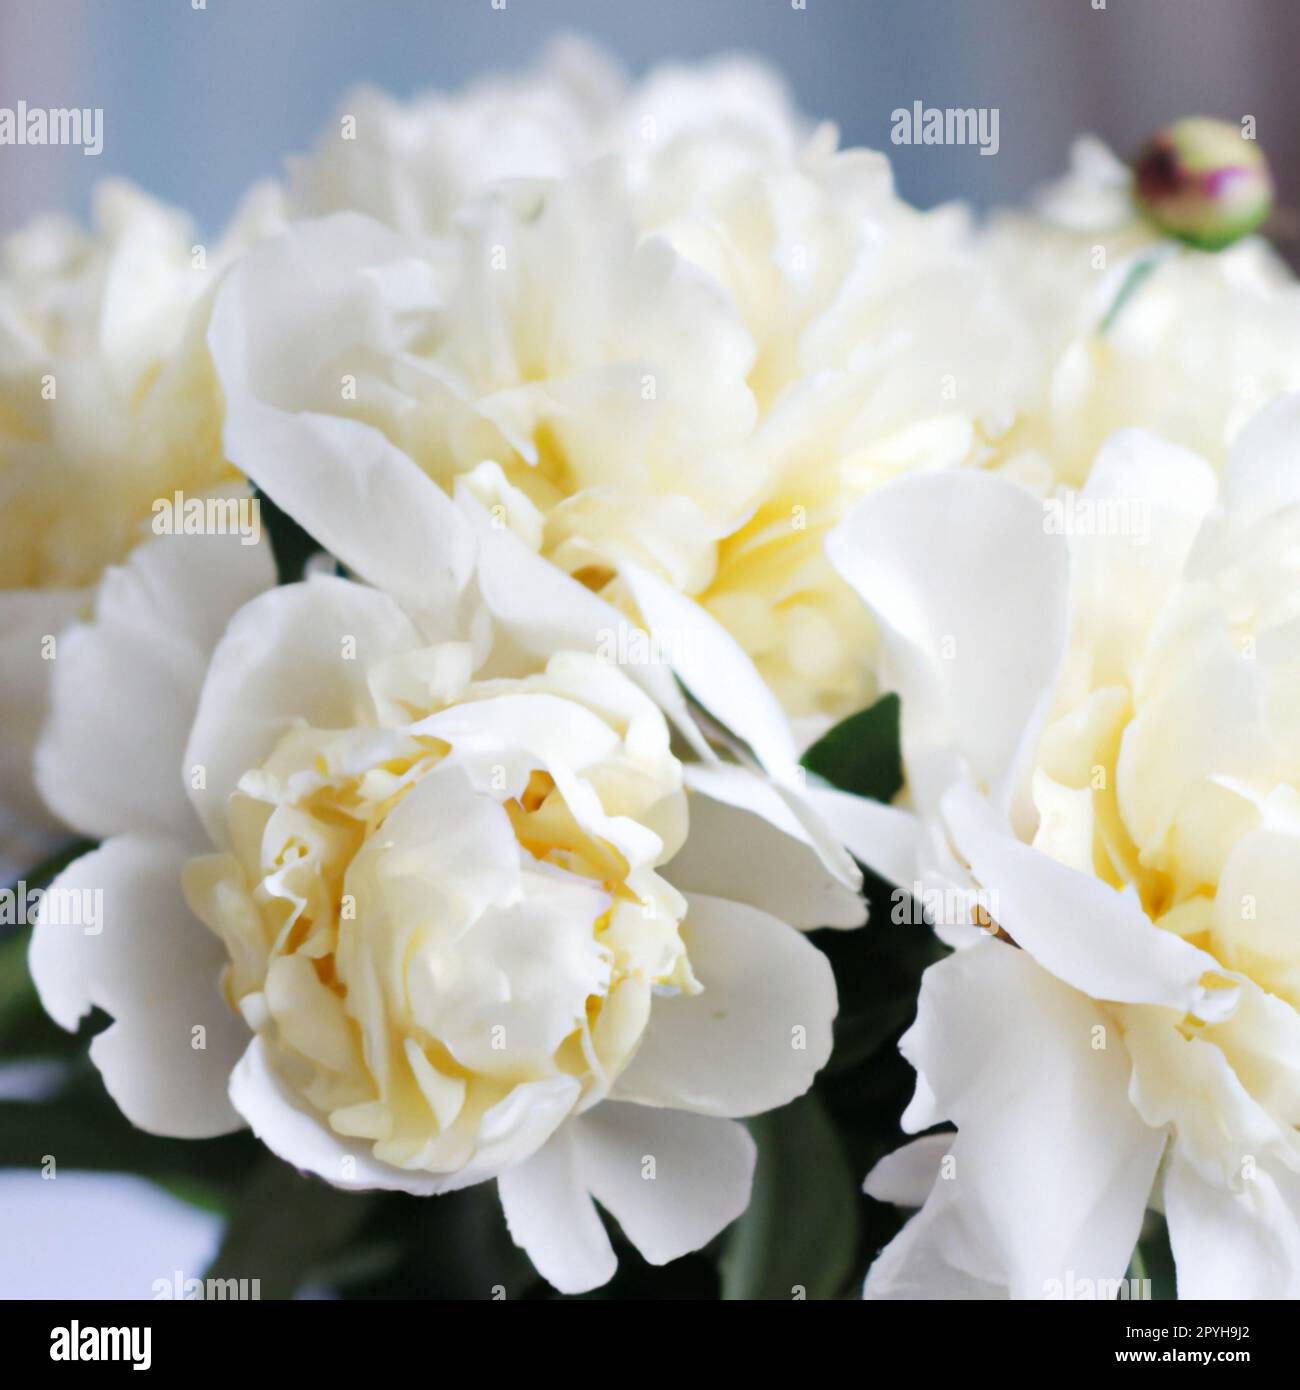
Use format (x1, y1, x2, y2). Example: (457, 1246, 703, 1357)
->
(4, 38, 1300, 1304)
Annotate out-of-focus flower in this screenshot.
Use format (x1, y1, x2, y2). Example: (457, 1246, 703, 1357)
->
(828, 396, 1300, 1299)
(240, 44, 1026, 736)
(979, 136, 1300, 493)
(0, 181, 282, 871)
(287, 40, 625, 241)
(1133, 117, 1273, 251)
(29, 472, 861, 1293)
(286, 39, 809, 243)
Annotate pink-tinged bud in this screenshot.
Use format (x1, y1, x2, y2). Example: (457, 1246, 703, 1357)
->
(1133, 117, 1273, 250)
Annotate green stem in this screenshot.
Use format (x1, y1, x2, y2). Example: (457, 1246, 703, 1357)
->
(1098, 256, 1160, 335)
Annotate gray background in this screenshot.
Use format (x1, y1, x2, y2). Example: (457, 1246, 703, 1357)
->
(3, 0, 1298, 237)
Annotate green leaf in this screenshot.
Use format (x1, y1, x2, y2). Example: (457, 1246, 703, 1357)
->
(255, 488, 321, 584)
(0, 927, 36, 1035)
(206, 1154, 378, 1299)
(1131, 1210, 1177, 1300)
(813, 863, 946, 1078)
(0, 1053, 263, 1190)
(0, 1095, 242, 1178)
(344, 1183, 542, 1299)
(0, 926, 87, 1062)
(800, 693, 902, 803)
(720, 1093, 859, 1300)
(1, 841, 98, 1059)
(154, 1175, 232, 1217)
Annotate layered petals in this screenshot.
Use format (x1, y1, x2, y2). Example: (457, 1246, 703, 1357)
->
(866, 943, 1164, 1299)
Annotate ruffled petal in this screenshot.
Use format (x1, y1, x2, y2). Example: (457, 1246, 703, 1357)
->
(184, 575, 424, 844)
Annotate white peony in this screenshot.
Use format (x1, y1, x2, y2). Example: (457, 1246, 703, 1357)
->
(0, 179, 282, 873)
(286, 39, 809, 243)
(30, 468, 863, 1293)
(828, 394, 1300, 1299)
(233, 47, 1025, 736)
(287, 39, 625, 241)
(981, 136, 1300, 492)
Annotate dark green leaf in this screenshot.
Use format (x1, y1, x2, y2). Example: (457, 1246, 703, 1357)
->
(0, 926, 89, 1062)
(0, 1053, 262, 1192)
(801, 693, 902, 803)
(206, 1154, 378, 1299)
(349, 1182, 544, 1299)
(720, 1092, 859, 1300)
(255, 487, 321, 584)
(1131, 1210, 1177, 1300)
(1, 840, 98, 1059)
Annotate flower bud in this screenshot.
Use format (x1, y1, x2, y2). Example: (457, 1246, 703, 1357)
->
(1133, 117, 1273, 250)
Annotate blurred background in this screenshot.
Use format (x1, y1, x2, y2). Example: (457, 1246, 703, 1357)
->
(0, 0, 1290, 1300)
(3, 0, 1300, 237)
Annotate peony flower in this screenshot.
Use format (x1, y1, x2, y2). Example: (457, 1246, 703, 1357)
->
(30, 473, 862, 1293)
(0, 179, 282, 875)
(980, 136, 1300, 492)
(286, 39, 809, 244)
(287, 39, 625, 241)
(828, 394, 1300, 1298)
(226, 47, 1025, 737)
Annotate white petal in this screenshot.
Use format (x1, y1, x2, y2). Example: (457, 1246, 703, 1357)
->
(621, 562, 801, 779)
(28, 835, 247, 1138)
(497, 1123, 617, 1295)
(614, 892, 836, 1116)
(804, 783, 923, 889)
(456, 489, 712, 761)
(184, 575, 424, 845)
(1066, 429, 1217, 689)
(0, 586, 89, 835)
(827, 471, 1070, 822)
(230, 1034, 580, 1195)
(575, 1102, 755, 1267)
(864, 1183, 1006, 1301)
(1164, 1152, 1300, 1299)
(867, 941, 1164, 1299)
(665, 765, 864, 929)
(207, 213, 477, 635)
(864, 1132, 953, 1208)
(1218, 392, 1300, 534)
(942, 777, 1238, 1021)
(36, 522, 274, 845)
